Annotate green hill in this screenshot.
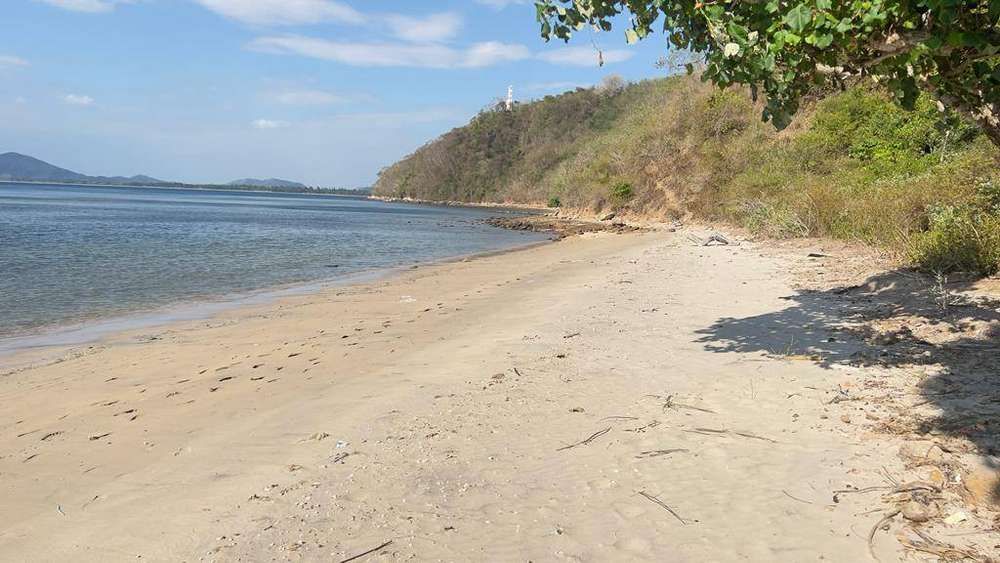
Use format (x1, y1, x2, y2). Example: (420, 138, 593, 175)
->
(374, 75, 999, 274)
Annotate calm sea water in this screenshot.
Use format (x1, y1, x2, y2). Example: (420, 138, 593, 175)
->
(0, 183, 546, 342)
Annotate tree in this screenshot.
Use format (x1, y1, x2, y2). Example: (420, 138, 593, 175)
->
(536, 0, 1000, 146)
(597, 73, 627, 95)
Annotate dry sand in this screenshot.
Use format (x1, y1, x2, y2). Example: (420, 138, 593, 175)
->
(1, 228, 997, 562)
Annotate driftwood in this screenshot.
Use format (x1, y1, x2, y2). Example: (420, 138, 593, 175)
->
(687, 233, 738, 247)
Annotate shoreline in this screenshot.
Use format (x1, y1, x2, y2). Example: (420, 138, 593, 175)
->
(1, 227, 996, 561)
(367, 194, 551, 212)
(0, 235, 555, 371)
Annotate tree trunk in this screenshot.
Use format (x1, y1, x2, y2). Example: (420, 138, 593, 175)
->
(976, 115, 1000, 150)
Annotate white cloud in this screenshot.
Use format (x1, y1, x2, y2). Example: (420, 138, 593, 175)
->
(252, 118, 290, 129)
(0, 55, 29, 68)
(386, 12, 462, 43)
(36, 0, 133, 13)
(464, 41, 532, 68)
(250, 36, 530, 69)
(273, 89, 348, 105)
(193, 0, 365, 26)
(63, 94, 95, 106)
(538, 46, 634, 67)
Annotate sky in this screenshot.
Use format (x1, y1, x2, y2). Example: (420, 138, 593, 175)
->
(0, 0, 672, 186)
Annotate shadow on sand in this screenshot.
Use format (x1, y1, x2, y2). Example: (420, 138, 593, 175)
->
(694, 267, 1000, 505)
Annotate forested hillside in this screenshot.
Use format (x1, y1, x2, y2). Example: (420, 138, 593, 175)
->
(374, 75, 999, 274)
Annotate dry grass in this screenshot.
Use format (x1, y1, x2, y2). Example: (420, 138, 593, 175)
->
(374, 75, 1000, 275)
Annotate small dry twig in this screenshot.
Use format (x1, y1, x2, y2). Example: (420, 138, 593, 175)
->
(782, 490, 813, 504)
(557, 427, 612, 451)
(340, 540, 393, 563)
(635, 448, 688, 459)
(867, 509, 900, 562)
(899, 528, 986, 562)
(638, 491, 687, 524)
(683, 427, 777, 443)
(662, 395, 716, 414)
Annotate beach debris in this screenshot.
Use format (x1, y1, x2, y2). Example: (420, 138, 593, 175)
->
(332, 452, 350, 463)
(40, 431, 64, 442)
(832, 481, 940, 504)
(682, 427, 776, 443)
(900, 500, 934, 522)
(655, 394, 716, 414)
(563, 332, 581, 339)
(335, 440, 349, 449)
(625, 420, 661, 433)
(635, 449, 688, 459)
(687, 233, 737, 247)
(942, 511, 969, 525)
(569, 407, 585, 413)
(781, 490, 813, 504)
(638, 491, 688, 524)
(301, 432, 330, 443)
(88, 432, 112, 441)
(56, 505, 65, 516)
(898, 528, 985, 561)
(867, 509, 900, 562)
(557, 427, 611, 451)
(339, 540, 393, 563)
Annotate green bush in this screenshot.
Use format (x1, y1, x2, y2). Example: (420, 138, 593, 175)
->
(910, 182, 1000, 275)
(609, 181, 634, 204)
(547, 196, 562, 208)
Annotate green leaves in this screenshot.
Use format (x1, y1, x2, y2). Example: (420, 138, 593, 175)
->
(536, 0, 1000, 143)
(783, 5, 812, 32)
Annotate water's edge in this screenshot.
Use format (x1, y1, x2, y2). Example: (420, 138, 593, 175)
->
(0, 237, 553, 359)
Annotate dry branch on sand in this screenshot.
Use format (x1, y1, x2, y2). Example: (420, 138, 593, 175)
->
(557, 427, 612, 451)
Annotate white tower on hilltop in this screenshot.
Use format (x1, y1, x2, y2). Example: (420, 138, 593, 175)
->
(506, 85, 514, 111)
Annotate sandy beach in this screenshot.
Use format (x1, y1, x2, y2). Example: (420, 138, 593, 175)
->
(1, 227, 997, 562)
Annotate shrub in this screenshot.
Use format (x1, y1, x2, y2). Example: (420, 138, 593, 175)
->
(547, 196, 562, 208)
(910, 199, 1000, 275)
(737, 200, 810, 239)
(609, 181, 634, 204)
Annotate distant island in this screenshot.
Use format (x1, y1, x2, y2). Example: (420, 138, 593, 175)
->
(0, 152, 369, 195)
(228, 178, 307, 189)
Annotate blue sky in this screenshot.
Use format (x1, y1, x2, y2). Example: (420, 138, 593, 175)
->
(0, 0, 671, 186)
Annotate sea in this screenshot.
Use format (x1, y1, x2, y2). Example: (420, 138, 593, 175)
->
(0, 183, 547, 350)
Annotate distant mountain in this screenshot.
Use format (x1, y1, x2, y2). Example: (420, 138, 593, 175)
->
(0, 152, 89, 182)
(0, 152, 344, 194)
(0, 152, 164, 185)
(228, 178, 307, 189)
